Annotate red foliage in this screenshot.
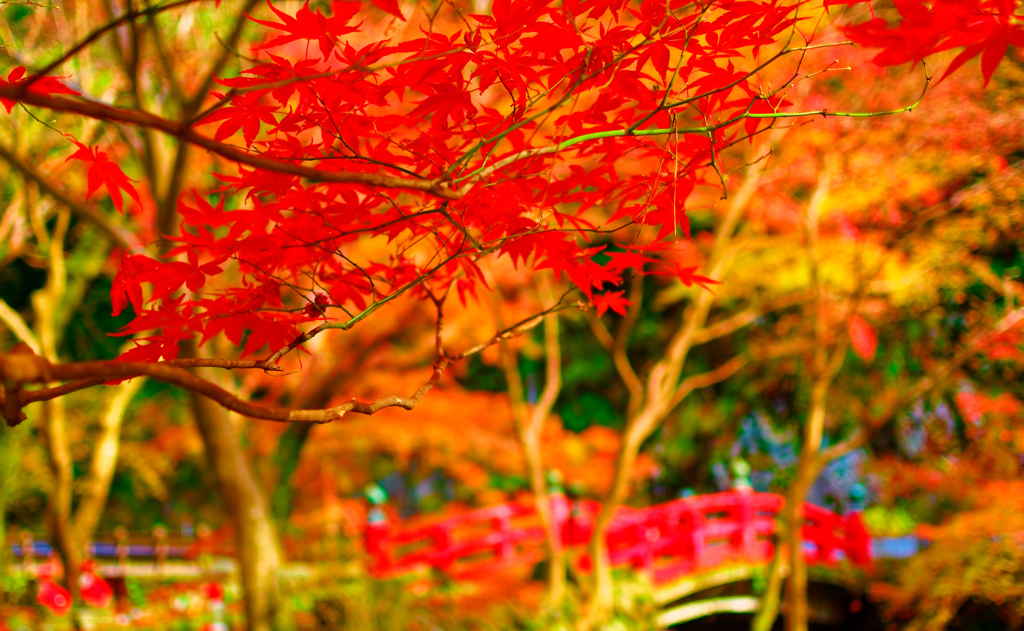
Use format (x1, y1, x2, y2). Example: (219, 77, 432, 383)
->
(848, 314, 878, 362)
(1, 0, 1012, 365)
(842, 0, 1024, 85)
(0, 66, 78, 113)
(66, 140, 141, 213)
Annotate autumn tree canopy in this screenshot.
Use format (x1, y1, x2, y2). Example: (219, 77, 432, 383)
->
(2, 0, 1020, 428)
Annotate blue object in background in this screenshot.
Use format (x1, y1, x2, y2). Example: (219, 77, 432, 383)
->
(872, 536, 924, 559)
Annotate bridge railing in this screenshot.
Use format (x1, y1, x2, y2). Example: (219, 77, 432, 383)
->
(365, 490, 872, 582)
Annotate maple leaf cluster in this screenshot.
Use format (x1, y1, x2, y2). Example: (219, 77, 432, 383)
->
(41, 0, 1007, 363)
(92, 0, 821, 361)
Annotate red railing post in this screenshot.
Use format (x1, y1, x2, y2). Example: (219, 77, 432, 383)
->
(735, 490, 757, 562)
(844, 512, 873, 567)
(493, 508, 514, 563)
(819, 510, 837, 564)
(549, 493, 570, 551)
(687, 504, 706, 569)
(434, 525, 455, 571)
(364, 508, 392, 576)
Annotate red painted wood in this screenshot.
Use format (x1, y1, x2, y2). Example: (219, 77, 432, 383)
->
(365, 491, 873, 581)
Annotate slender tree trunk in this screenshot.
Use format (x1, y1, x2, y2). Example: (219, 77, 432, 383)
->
(42, 396, 82, 601)
(71, 379, 145, 544)
(752, 165, 840, 631)
(186, 346, 283, 631)
(501, 283, 565, 606)
(31, 209, 82, 599)
(582, 157, 767, 627)
(585, 427, 642, 623)
(520, 420, 566, 605)
(750, 543, 787, 631)
(0, 423, 18, 607)
(750, 452, 822, 631)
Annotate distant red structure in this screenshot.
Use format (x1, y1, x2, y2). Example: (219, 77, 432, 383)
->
(365, 491, 872, 582)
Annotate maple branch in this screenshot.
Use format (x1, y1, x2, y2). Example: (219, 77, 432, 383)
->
(0, 289, 582, 426)
(0, 89, 464, 199)
(0, 350, 451, 425)
(587, 274, 646, 416)
(1, 54, 927, 204)
(260, 251, 463, 366)
(450, 291, 575, 361)
(454, 78, 928, 190)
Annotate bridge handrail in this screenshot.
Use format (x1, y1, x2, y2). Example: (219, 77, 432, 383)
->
(365, 490, 872, 581)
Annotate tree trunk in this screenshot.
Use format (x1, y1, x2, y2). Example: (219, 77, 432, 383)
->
(520, 423, 567, 606)
(748, 466, 817, 631)
(0, 421, 24, 606)
(32, 209, 82, 599)
(749, 542, 787, 631)
(752, 162, 840, 631)
(584, 427, 642, 624)
(187, 352, 283, 631)
(71, 379, 145, 544)
(500, 294, 566, 607)
(582, 156, 769, 627)
(42, 396, 82, 601)
(782, 473, 813, 631)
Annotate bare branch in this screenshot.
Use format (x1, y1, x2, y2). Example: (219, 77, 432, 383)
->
(27, 0, 203, 85)
(668, 354, 749, 409)
(587, 312, 616, 351)
(0, 350, 450, 425)
(0, 298, 42, 355)
(164, 358, 284, 371)
(0, 288, 583, 426)
(692, 290, 809, 345)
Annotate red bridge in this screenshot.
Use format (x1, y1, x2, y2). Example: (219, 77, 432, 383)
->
(364, 490, 872, 583)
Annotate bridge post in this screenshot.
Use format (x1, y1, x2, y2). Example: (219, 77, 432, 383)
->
(433, 525, 455, 571)
(153, 525, 169, 574)
(21, 531, 35, 572)
(364, 508, 392, 576)
(493, 508, 514, 563)
(735, 490, 758, 562)
(685, 505, 705, 570)
(844, 512, 872, 566)
(549, 494, 570, 551)
(115, 526, 129, 577)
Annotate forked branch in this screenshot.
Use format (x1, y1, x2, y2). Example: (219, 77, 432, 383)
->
(0, 294, 572, 427)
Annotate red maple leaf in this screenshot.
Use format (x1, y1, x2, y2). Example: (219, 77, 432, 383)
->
(197, 100, 279, 148)
(651, 263, 721, 293)
(0, 66, 79, 113)
(110, 253, 157, 317)
(843, 0, 1024, 86)
(249, 0, 366, 60)
(592, 291, 632, 317)
(370, 0, 405, 21)
(848, 314, 878, 363)
(65, 139, 141, 213)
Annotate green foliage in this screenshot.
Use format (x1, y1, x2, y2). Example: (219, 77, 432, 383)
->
(862, 505, 918, 538)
